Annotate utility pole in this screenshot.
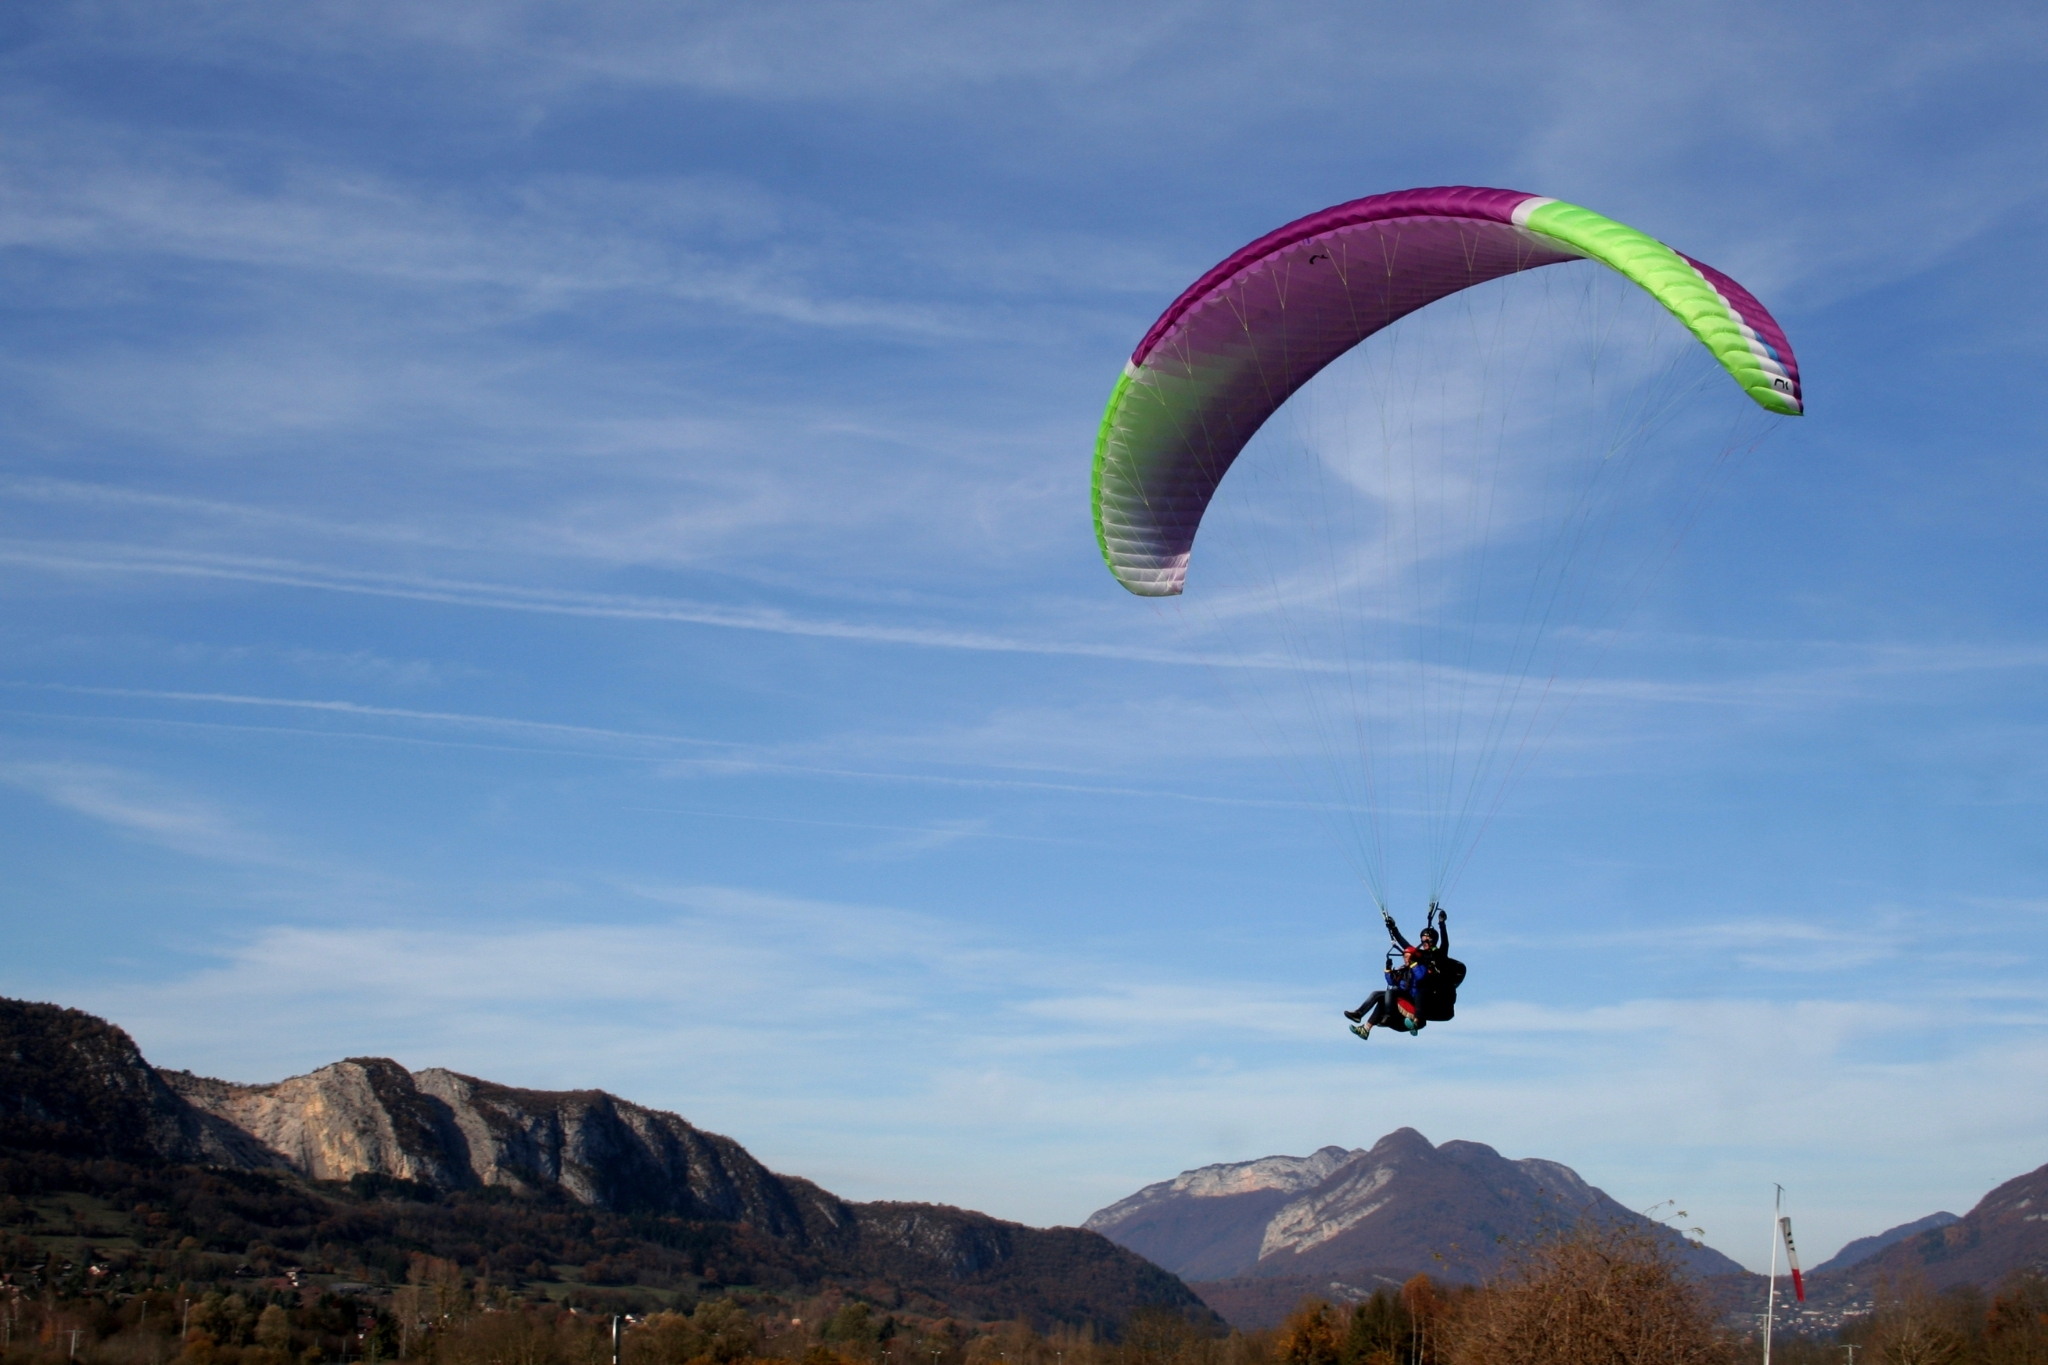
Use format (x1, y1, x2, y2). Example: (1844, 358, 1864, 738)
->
(1763, 1184, 1784, 1365)
(1842, 1348, 1857, 1365)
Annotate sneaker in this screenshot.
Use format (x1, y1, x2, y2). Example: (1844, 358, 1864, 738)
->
(1349, 1023, 1372, 1041)
(1343, 1007, 1364, 1023)
(1404, 1015, 1421, 1035)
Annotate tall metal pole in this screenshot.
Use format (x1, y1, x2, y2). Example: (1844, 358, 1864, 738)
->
(1763, 1184, 1783, 1365)
(612, 1315, 622, 1365)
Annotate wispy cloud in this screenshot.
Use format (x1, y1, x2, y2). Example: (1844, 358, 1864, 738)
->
(0, 476, 478, 550)
(13, 540, 2048, 693)
(0, 757, 286, 865)
(12, 682, 737, 752)
(0, 541, 1247, 664)
(1488, 913, 1919, 972)
(0, 115, 954, 335)
(625, 806, 1089, 852)
(1511, 4, 2048, 305)
(59, 0, 2034, 314)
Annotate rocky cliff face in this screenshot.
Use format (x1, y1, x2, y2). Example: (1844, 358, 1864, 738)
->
(160, 1060, 847, 1238)
(1085, 1145, 1361, 1282)
(1087, 1127, 1745, 1294)
(161, 1059, 459, 1185)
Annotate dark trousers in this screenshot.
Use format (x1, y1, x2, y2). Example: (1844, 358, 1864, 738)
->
(1353, 990, 1412, 1027)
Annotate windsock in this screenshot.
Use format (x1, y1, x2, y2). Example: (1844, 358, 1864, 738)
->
(1780, 1215, 1805, 1302)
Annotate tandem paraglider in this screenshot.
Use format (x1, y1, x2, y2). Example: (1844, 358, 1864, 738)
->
(1344, 904, 1465, 1042)
(1089, 186, 1802, 1038)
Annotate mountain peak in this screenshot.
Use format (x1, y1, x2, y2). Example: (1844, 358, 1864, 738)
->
(1369, 1127, 1435, 1155)
(1084, 1128, 1745, 1324)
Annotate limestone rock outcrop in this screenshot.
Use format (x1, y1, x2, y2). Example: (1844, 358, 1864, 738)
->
(161, 1060, 464, 1187)
(159, 1059, 845, 1235)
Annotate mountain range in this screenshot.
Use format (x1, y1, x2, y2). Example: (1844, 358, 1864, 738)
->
(8, 995, 2045, 1336)
(1085, 1136, 2048, 1330)
(0, 997, 1209, 1331)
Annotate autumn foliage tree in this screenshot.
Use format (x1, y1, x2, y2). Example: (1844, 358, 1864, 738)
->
(1850, 1277, 1977, 1365)
(1443, 1221, 1727, 1365)
(1983, 1271, 2048, 1365)
(1274, 1301, 1340, 1365)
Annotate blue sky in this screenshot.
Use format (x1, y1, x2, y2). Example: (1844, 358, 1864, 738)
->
(3, 1, 2046, 1273)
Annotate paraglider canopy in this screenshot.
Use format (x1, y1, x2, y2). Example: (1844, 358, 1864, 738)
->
(1093, 186, 1801, 598)
(1089, 185, 1804, 910)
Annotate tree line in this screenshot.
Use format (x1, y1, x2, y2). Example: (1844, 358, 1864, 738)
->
(6, 1149, 2046, 1365)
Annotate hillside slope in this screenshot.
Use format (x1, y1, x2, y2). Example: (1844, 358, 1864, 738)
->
(1829, 1164, 2048, 1291)
(1813, 1211, 1960, 1274)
